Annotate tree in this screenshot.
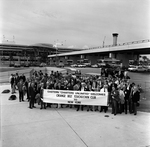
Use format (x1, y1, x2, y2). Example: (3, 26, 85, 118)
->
(39, 52, 48, 63)
(9, 52, 13, 65)
(142, 56, 147, 62)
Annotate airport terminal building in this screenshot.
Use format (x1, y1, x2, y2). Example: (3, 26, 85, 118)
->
(0, 40, 82, 66)
(0, 34, 150, 67)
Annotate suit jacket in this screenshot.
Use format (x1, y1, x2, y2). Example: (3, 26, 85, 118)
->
(17, 82, 23, 92)
(124, 85, 132, 100)
(29, 86, 36, 99)
(132, 91, 140, 103)
(111, 89, 120, 102)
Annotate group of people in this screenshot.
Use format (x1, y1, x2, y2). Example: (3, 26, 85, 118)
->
(9, 68, 141, 115)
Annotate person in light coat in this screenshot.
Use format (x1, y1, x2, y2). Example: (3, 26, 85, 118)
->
(118, 85, 125, 114)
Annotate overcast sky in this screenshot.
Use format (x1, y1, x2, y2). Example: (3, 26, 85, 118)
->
(0, 0, 150, 49)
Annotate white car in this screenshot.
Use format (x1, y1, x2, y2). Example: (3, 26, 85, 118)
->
(91, 64, 98, 68)
(143, 65, 150, 72)
(39, 63, 47, 67)
(128, 66, 147, 72)
(57, 62, 64, 68)
(128, 66, 138, 71)
(71, 64, 77, 67)
(136, 66, 147, 72)
(77, 64, 86, 68)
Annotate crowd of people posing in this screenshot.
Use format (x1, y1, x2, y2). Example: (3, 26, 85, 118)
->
(9, 69, 141, 115)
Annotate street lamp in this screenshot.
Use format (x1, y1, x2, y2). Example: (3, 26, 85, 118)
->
(53, 42, 63, 66)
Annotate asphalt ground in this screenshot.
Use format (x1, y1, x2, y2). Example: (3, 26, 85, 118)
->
(1, 84, 150, 147)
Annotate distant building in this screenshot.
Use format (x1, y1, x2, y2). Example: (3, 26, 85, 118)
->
(0, 43, 82, 66)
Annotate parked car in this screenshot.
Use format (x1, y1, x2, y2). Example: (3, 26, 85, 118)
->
(147, 66, 150, 71)
(14, 63, 21, 67)
(9, 63, 14, 67)
(24, 63, 30, 67)
(91, 64, 98, 68)
(57, 62, 64, 68)
(128, 65, 147, 72)
(39, 63, 47, 67)
(71, 64, 78, 67)
(77, 64, 86, 68)
(128, 65, 138, 72)
(136, 66, 147, 72)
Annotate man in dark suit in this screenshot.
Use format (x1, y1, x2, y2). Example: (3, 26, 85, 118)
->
(111, 84, 120, 115)
(124, 83, 132, 114)
(29, 82, 36, 109)
(17, 79, 24, 102)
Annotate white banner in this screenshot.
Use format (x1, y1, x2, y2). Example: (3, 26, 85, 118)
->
(43, 89, 108, 106)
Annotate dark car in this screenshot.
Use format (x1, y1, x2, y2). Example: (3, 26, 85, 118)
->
(24, 63, 30, 67)
(9, 63, 14, 67)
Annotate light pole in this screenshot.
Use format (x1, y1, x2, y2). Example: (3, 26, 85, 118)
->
(53, 42, 63, 66)
(103, 36, 106, 47)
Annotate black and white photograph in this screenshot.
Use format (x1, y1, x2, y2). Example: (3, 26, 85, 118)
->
(0, 0, 150, 147)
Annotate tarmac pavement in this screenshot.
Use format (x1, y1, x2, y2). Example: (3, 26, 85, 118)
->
(1, 84, 150, 147)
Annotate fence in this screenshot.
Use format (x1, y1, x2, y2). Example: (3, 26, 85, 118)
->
(89, 39, 150, 49)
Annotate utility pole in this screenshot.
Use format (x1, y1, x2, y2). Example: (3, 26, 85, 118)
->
(103, 36, 106, 47)
(53, 42, 63, 66)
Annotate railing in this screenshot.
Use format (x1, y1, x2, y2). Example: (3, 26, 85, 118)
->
(89, 39, 150, 50)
